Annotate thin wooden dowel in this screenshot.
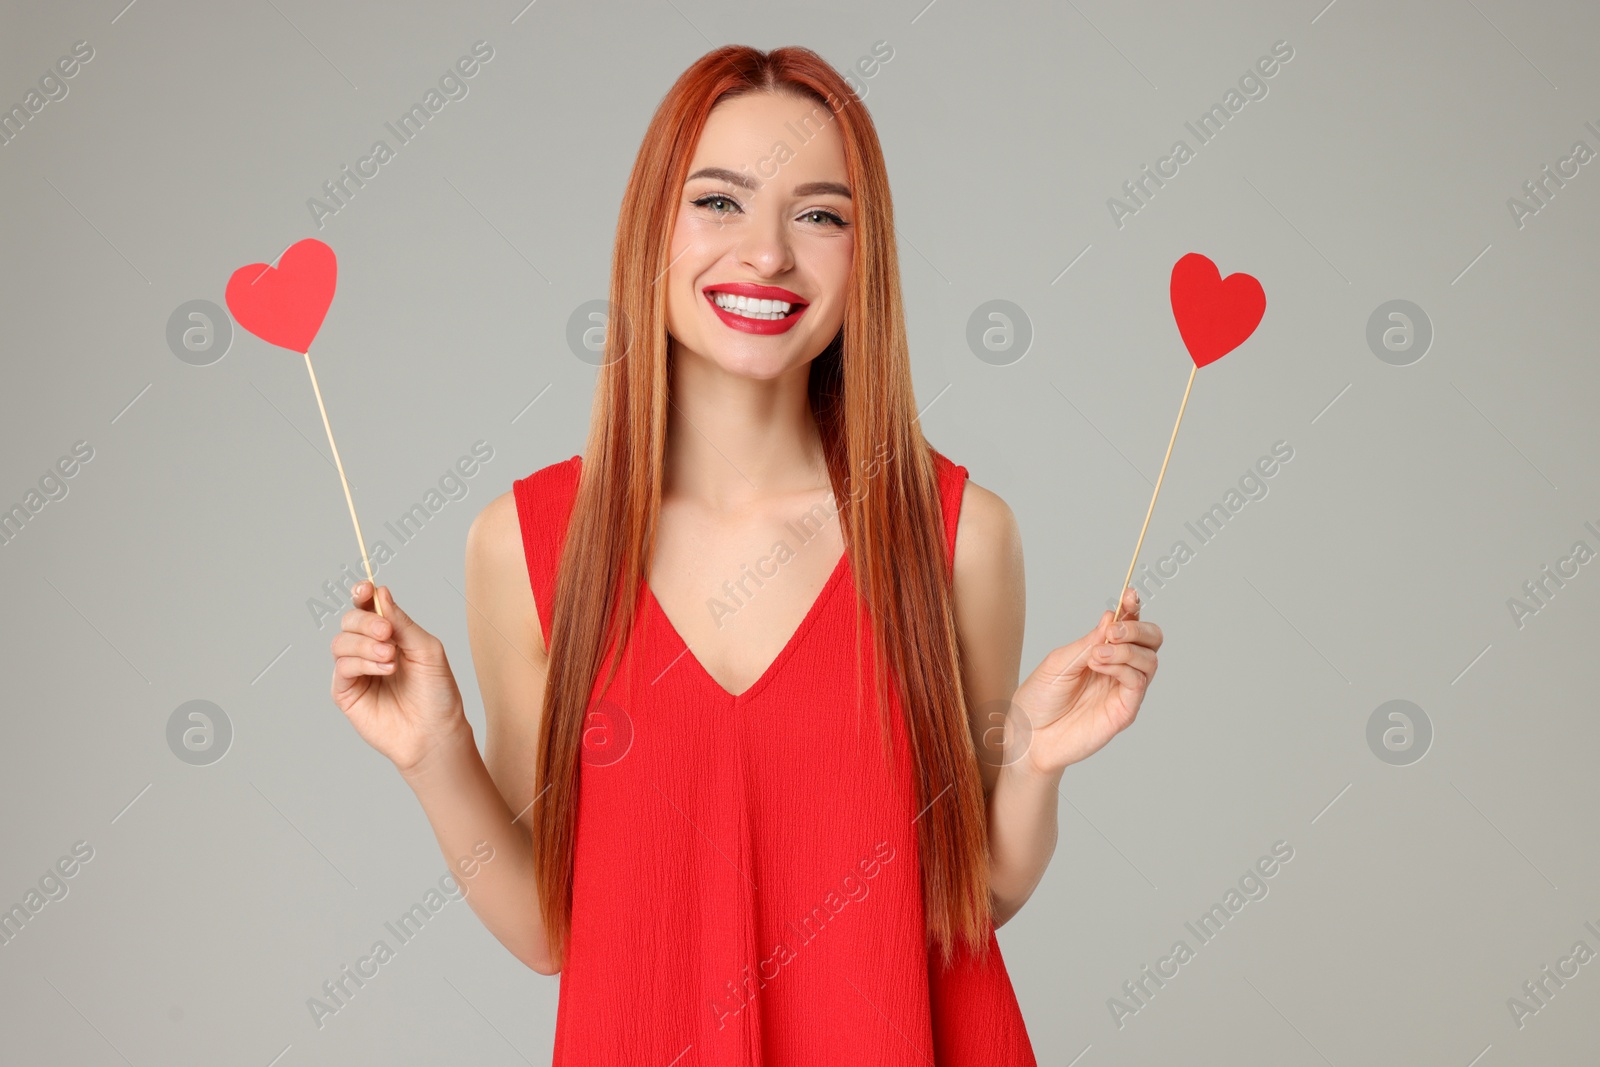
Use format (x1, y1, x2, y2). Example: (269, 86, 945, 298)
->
(303, 350, 383, 618)
(1110, 363, 1197, 631)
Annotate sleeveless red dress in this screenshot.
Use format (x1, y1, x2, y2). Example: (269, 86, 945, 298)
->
(512, 448, 1037, 1066)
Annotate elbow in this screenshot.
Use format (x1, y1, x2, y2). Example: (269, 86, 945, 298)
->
(499, 914, 559, 974)
(519, 946, 561, 975)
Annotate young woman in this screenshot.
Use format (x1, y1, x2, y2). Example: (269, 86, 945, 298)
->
(330, 44, 1161, 1065)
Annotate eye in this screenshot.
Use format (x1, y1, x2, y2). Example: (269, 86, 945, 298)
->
(691, 193, 740, 215)
(691, 193, 849, 229)
(802, 208, 849, 228)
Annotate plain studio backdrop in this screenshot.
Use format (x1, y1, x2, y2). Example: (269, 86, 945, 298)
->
(2, 1, 1597, 1064)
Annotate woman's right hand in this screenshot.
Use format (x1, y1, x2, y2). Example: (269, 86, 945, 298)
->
(331, 581, 469, 776)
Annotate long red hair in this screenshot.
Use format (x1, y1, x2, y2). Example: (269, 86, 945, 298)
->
(531, 44, 991, 972)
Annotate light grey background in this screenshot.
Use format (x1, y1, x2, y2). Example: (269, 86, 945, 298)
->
(3, 0, 1597, 1064)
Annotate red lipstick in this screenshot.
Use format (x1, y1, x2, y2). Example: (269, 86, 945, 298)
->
(702, 283, 809, 336)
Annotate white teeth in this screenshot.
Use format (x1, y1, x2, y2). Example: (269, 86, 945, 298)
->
(710, 291, 795, 320)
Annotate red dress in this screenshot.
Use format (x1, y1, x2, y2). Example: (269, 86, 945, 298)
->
(512, 448, 1037, 1066)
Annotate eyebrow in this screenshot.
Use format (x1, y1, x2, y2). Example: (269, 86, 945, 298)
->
(686, 166, 851, 200)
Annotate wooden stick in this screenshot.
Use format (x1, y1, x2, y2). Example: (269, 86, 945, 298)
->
(1110, 363, 1197, 630)
(303, 350, 383, 618)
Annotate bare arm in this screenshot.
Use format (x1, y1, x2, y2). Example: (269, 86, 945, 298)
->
(331, 488, 557, 974)
(949, 478, 1060, 928)
(448, 487, 558, 972)
(952, 482, 1163, 930)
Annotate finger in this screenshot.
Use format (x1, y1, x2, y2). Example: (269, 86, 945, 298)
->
(375, 585, 434, 652)
(334, 654, 395, 679)
(1090, 640, 1151, 680)
(1048, 609, 1128, 677)
(1081, 612, 1114, 658)
(1109, 619, 1162, 650)
(356, 583, 417, 645)
(1096, 606, 1121, 646)
(1093, 639, 1156, 673)
(342, 584, 388, 641)
(1120, 585, 1141, 619)
(1087, 657, 1147, 694)
(359, 581, 401, 640)
(1041, 629, 1101, 680)
(331, 631, 395, 662)
(1088, 633, 1152, 668)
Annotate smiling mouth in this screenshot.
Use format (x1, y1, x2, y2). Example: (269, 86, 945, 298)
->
(703, 289, 808, 321)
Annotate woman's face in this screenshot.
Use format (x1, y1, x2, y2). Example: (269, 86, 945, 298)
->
(664, 90, 854, 380)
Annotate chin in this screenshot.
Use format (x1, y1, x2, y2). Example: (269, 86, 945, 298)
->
(671, 332, 802, 379)
(709, 349, 799, 381)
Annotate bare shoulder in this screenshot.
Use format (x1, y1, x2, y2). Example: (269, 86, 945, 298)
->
(949, 476, 1026, 790)
(951, 476, 1024, 596)
(466, 487, 524, 563)
(464, 487, 548, 826)
(465, 487, 544, 659)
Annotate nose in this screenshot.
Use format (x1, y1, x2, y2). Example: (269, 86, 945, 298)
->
(734, 203, 795, 278)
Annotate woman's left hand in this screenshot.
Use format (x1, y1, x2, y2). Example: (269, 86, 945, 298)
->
(1007, 586, 1162, 777)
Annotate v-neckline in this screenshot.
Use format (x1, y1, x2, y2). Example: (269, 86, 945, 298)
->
(645, 547, 851, 703)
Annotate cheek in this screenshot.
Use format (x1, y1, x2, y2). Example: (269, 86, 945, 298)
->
(667, 274, 718, 342)
(664, 279, 696, 339)
(815, 242, 854, 320)
(826, 236, 854, 285)
(663, 235, 708, 332)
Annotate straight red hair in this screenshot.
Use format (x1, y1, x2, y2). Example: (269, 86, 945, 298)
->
(531, 44, 992, 972)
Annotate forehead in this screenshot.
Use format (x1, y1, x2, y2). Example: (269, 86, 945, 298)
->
(688, 90, 847, 181)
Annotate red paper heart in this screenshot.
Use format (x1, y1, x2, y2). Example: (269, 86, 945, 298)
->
(1169, 252, 1265, 368)
(225, 238, 338, 354)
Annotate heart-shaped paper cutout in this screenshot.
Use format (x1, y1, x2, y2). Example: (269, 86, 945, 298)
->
(225, 238, 338, 354)
(1169, 252, 1264, 368)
